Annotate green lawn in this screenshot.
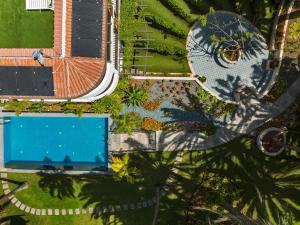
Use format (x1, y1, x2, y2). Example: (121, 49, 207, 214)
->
(0, 0, 54, 48)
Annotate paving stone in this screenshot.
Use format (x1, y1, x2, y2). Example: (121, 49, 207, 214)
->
(129, 204, 135, 210)
(123, 204, 128, 210)
(11, 197, 17, 204)
(142, 201, 147, 207)
(8, 194, 14, 200)
(137, 202, 142, 209)
(1, 180, 8, 184)
(4, 189, 10, 195)
(55, 209, 59, 215)
(68, 209, 73, 215)
(20, 204, 26, 211)
(15, 201, 21, 208)
(115, 205, 121, 211)
(36, 209, 41, 215)
(61, 209, 67, 215)
(48, 209, 53, 215)
(30, 208, 36, 215)
(41, 209, 46, 215)
(1, 173, 7, 178)
(82, 208, 87, 214)
(25, 206, 31, 213)
(75, 208, 80, 215)
(2, 183, 9, 189)
(89, 208, 94, 214)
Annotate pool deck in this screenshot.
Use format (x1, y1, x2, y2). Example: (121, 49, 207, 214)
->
(0, 112, 113, 173)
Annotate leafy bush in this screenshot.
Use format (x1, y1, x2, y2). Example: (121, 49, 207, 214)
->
(123, 85, 149, 106)
(28, 102, 44, 113)
(111, 154, 141, 183)
(145, 15, 186, 38)
(61, 102, 90, 117)
(197, 75, 207, 83)
(92, 93, 123, 117)
(285, 18, 300, 53)
(3, 101, 32, 116)
(115, 112, 142, 135)
(265, 77, 288, 102)
(197, 88, 236, 117)
(202, 124, 217, 136)
(142, 117, 163, 131)
(143, 99, 161, 111)
(160, 0, 193, 23)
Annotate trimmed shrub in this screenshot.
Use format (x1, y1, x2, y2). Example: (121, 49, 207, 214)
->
(197, 75, 207, 83)
(142, 117, 163, 131)
(160, 0, 193, 23)
(145, 15, 186, 38)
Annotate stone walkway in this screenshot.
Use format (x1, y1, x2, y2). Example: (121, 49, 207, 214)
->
(0, 152, 184, 216)
(0, 173, 156, 216)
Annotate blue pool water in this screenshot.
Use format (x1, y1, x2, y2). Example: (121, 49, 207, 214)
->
(3, 116, 108, 167)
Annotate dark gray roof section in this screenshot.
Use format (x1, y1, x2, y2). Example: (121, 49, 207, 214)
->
(72, 0, 103, 58)
(0, 66, 54, 96)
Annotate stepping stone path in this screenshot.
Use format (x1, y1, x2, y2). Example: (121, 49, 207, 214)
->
(0, 152, 184, 217)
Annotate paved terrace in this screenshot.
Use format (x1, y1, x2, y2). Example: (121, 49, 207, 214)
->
(187, 11, 272, 101)
(0, 0, 107, 99)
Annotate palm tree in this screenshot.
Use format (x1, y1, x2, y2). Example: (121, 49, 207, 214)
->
(111, 154, 141, 183)
(123, 85, 149, 106)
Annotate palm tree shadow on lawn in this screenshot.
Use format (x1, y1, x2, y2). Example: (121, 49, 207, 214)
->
(173, 137, 300, 222)
(37, 168, 76, 200)
(78, 151, 179, 219)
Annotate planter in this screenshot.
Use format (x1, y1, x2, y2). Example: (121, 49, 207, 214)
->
(257, 127, 287, 156)
(221, 46, 241, 64)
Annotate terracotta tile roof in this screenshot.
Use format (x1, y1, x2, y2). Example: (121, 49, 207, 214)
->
(0, 0, 107, 100)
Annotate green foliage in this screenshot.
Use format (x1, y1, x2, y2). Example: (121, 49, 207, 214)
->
(111, 154, 141, 183)
(61, 102, 90, 117)
(145, 14, 187, 38)
(3, 101, 32, 116)
(198, 14, 207, 26)
(123, 85, 149, 106)
(265, 78, 288, 102)
(92, 93, 123, 117)
(28, 102, 44, 113)
(197, 88, 236, 117)
(285, 18, 300, 53)
(115, 112, 142, 135)
(202, 124, 217, 136)
(160, 0, 193, 23)
(197, 75, 207, 83)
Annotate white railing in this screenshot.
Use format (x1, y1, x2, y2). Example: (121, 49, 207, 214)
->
(26, 0, 53, 10)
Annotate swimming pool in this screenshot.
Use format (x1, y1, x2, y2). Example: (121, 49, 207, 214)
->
(3, 115, 108, 168)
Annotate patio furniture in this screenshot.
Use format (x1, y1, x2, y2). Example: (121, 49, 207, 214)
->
(26, 0, 53, 10)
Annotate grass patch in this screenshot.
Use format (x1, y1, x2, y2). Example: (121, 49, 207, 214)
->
(0, 0, 54, 48)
